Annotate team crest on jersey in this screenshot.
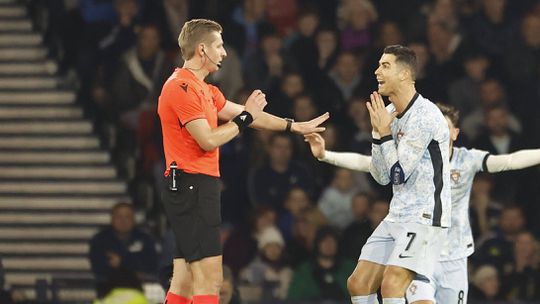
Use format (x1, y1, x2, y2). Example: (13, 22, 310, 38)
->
(451, 170, 461, 183)
(408, 283, 417, 295)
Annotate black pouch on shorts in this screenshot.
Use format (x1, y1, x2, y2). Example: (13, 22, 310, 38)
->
(162, 172, 198, 214)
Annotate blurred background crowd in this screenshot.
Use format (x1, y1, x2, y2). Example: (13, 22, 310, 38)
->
(6, 0, 540, 303)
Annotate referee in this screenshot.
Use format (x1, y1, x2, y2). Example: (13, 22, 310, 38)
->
(157, 19, 329, 304)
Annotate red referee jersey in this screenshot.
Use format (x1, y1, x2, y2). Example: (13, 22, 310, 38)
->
(157, 68, 226, 177)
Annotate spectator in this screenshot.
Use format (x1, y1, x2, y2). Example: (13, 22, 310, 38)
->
(326, 52, 365, 114)
(146, 0, 190, 50)
(339, 192, 374, 260)
(286, 206, 328, 266)
(266, 72, 305, 117)
(278, 187, 313, 241)
(461, 78, 522, 141)
(472, 206, 526, 273)
(337, 0, 378, 51)
(247, 132, 315, 212)
(448, 52, 491, 118)
(503, 13, 540, 126)
(474, 105, 524, 155)
(287, 226, 355, 301)
(79, 0, 143, 104)
(110, 23, 173, 132)
(424, 19, 465, 101)
(97, 0, 140, 75)
(469, 264, 505, 302)
(265, 0, 298, 37)
(223, 206, 276, 277)
(346, 97, 372, 155)
(474, 105, 526, 200)
(244, 29, 296, 93)
(469, 173, 503, 240)
(315, 27, 340, 73)
(225, 0, 273, 59)
(89, 202, 158, 297)
(503, 231, 540, 301)
(466, 0, 518, 59)
(288, 9, 320, 90)
(239, 226, 292, 301)
(318, 168, 359, 230)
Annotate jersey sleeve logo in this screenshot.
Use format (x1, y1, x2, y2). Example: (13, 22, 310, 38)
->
(180, 83, 188, 92)
(450, 170, 461, 184)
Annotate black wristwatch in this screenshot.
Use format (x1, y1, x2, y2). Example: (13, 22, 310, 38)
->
(284, 118, 294, 132)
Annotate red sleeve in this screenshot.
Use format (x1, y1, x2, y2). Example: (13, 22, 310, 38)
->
(209, 84, 226, 112)
(167, 81, 205, 125)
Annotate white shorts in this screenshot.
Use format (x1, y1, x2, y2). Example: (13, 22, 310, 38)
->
(358, 220, 446, 278)
(406, 257, 468, 304)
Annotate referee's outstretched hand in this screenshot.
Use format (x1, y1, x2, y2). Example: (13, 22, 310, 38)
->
(290, 112, 330, 134)
(245, 90, 267, 119)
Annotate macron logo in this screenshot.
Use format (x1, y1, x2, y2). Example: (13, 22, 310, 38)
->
(180, 83, 188, 92)
(240, 115, 247, 121)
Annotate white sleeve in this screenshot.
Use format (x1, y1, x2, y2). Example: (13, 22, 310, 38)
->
(485, 149, 540, 173)
(320, 151, 371, 172)
(378, 113, 434, 184)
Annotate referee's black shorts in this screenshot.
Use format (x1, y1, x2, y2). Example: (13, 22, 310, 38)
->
(161, 170, 222, 262)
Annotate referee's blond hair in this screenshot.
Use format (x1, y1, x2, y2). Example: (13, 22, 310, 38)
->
(178, 19, 223, 61)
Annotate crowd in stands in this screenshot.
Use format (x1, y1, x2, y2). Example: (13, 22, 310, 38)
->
(14, 0, 540, 303)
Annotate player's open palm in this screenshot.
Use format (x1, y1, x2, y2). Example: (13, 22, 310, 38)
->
(367, 91, 396, 134)
(304, 133, 326, 159)
(244, 90, 267, 120)
(291, 112, 330, 134)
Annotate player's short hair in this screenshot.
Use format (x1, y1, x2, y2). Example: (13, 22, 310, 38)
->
(436, 103, 460, 126)
(178, 19, 222, 60)
(383, 44, 417, 80)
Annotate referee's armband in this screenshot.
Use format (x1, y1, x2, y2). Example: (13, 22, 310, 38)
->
(391, 162, 405, 185)
(232, 111, 253, 132)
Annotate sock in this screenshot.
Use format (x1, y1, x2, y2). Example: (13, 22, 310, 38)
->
(351, 294, 379, 304)
(165, 292, 191, 304)
(382, 298, 405, 304)
(192, 295, 218, 304)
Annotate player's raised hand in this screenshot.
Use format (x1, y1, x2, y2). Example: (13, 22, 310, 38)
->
(366, 91, 396, 136)
(304, 133, 326, 159)
(244, 90, 267, 119)
(291, 112, 330, 134)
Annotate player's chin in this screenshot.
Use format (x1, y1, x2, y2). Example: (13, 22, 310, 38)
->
(377, 87, 390, 96)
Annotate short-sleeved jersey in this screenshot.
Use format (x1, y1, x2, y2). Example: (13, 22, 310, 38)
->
(158, 68, 226, 177)
(439, 147, 489, 261)
(371, 93, 451, 227)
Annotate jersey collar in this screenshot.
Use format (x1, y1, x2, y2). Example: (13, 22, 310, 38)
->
(396, 92, 419, 119)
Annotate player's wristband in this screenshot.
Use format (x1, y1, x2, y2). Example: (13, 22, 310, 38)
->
(232, 111, 253, 132)
(284, 118, 294, 132)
